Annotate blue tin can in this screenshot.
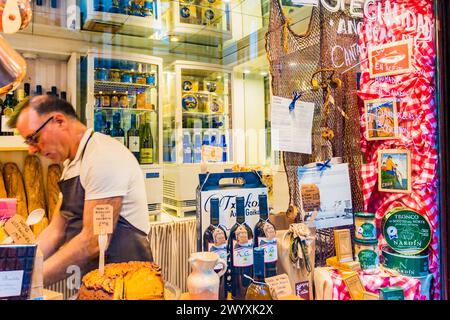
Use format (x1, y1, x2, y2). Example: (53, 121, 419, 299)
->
(95, 69, 108, 81)
(146, 74, 156, 86)
(143, 1, 153, 16)
(119, 0, 129, 12)
(121, 73, 132, 83)
(133, 73, 146, 84)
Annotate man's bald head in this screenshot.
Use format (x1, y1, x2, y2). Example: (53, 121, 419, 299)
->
(8, 95, 78, 129)
(11, 95, 84, 163)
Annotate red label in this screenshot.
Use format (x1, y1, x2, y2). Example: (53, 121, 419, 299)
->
(295, 281, 310, 300)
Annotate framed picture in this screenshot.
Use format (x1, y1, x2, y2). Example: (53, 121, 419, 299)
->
(364, 98, 399, 140)
(369, 39, 413, 78)
(378, 149, 412, 194)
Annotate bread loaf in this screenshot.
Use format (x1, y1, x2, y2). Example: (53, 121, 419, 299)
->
(3, 162, 28, 219)
(0, 163, 8, 199)
(47, 164, 62, 221)
(23, 155, 47, 236)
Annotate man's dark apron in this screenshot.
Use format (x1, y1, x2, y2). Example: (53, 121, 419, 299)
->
(58, 131, 153, 275)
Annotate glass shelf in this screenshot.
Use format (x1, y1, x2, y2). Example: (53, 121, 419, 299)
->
(182, 112, 228, 117)
(95, 107, 157, 113)
(182, 127, 227, 131)
(95, 80, 157, 95)
(182, 91, 228, 96)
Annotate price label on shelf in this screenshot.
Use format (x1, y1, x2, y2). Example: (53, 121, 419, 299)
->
(201, 145, 223, 163)
(93, 205, 113, 235)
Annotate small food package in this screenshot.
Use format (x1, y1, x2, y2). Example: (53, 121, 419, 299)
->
(342, 272, 365, 300)
(0, 198, 16, 243)
(334, 229, 353, 263)
(379, 286, 404, 300)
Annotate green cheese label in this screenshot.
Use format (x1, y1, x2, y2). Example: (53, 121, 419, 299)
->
(383, 209, 431, 255)
(360, 223, 376, 239)
(358, 249, 379, 270)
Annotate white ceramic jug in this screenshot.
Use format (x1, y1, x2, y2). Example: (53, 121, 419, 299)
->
(187, 252, 227, 300)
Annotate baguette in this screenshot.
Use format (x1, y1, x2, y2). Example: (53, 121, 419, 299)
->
(0, 163, 8, 199)
(3, 162, 28, 219)
(47, 164, 62, 221)
(23, 155, 48, 236)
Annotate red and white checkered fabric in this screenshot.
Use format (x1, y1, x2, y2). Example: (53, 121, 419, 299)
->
(357, 0, 440, 299)
(329, 269, 424, 300)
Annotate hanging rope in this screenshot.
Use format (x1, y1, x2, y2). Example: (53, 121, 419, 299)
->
(283, 17, 292, 54)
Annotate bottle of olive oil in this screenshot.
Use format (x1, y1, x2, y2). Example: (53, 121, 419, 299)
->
(245, 247, 272, 300)
(228, 196, 254, 300)
(203, 198, 227, 300)
(253, 194, 277, 277)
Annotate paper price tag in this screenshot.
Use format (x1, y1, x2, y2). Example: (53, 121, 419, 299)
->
(93, 205, 113, 235)
(265, 274, 293, 300)
(4, 215, 36, 244)
(201, 145, 223, 162)
(301, 184, 320, 212)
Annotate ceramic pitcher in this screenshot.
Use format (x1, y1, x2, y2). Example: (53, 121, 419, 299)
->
(187, 252, 227, 300)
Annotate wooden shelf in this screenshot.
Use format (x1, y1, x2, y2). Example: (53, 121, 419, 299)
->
(0, 136, 28, 151)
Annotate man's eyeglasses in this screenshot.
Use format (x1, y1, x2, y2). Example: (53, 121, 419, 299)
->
(24, 116, 54, 146)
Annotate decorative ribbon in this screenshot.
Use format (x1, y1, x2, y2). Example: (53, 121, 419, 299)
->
(316, 159, 332, 171)
(289, 91, 302, 112)
(283, 17, 292, 54)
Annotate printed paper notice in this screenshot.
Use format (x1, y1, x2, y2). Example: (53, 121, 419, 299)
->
(93, 205, 113, 235)
(0, 270, 24, 298)
(271, 96, 314, 154)
(266, 274, 293, 299)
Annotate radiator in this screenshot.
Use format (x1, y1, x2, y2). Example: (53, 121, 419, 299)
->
(45, 278, 78, 300)
(148, 218, 197, 293)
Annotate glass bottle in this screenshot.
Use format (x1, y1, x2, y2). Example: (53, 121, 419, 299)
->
(245, 247, 273, 300)
(140, 113, 154, 164)
(254, 194, 277, 278)
(110, 0, 120, 13)
(1, 93, 16, 136)
(24, 83, 31, 97)
(127, 113, 140, 162)
(220, 134, 227, 162)
(183, 131, 192, 163)
(102, 121, 112, 136)
(203, 198, 228, 300)
(111, 112, 125, 145)
(94, 112, 104, 133)
(94, 0, 105, 12)
(193, 131, 202, 163)
(51, 86, 58, 97)
(228, 196, 254, 300)
(35, 85, 43, 96)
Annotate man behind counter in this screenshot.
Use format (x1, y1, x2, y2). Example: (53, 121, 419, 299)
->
(8, 95, 153, 286)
